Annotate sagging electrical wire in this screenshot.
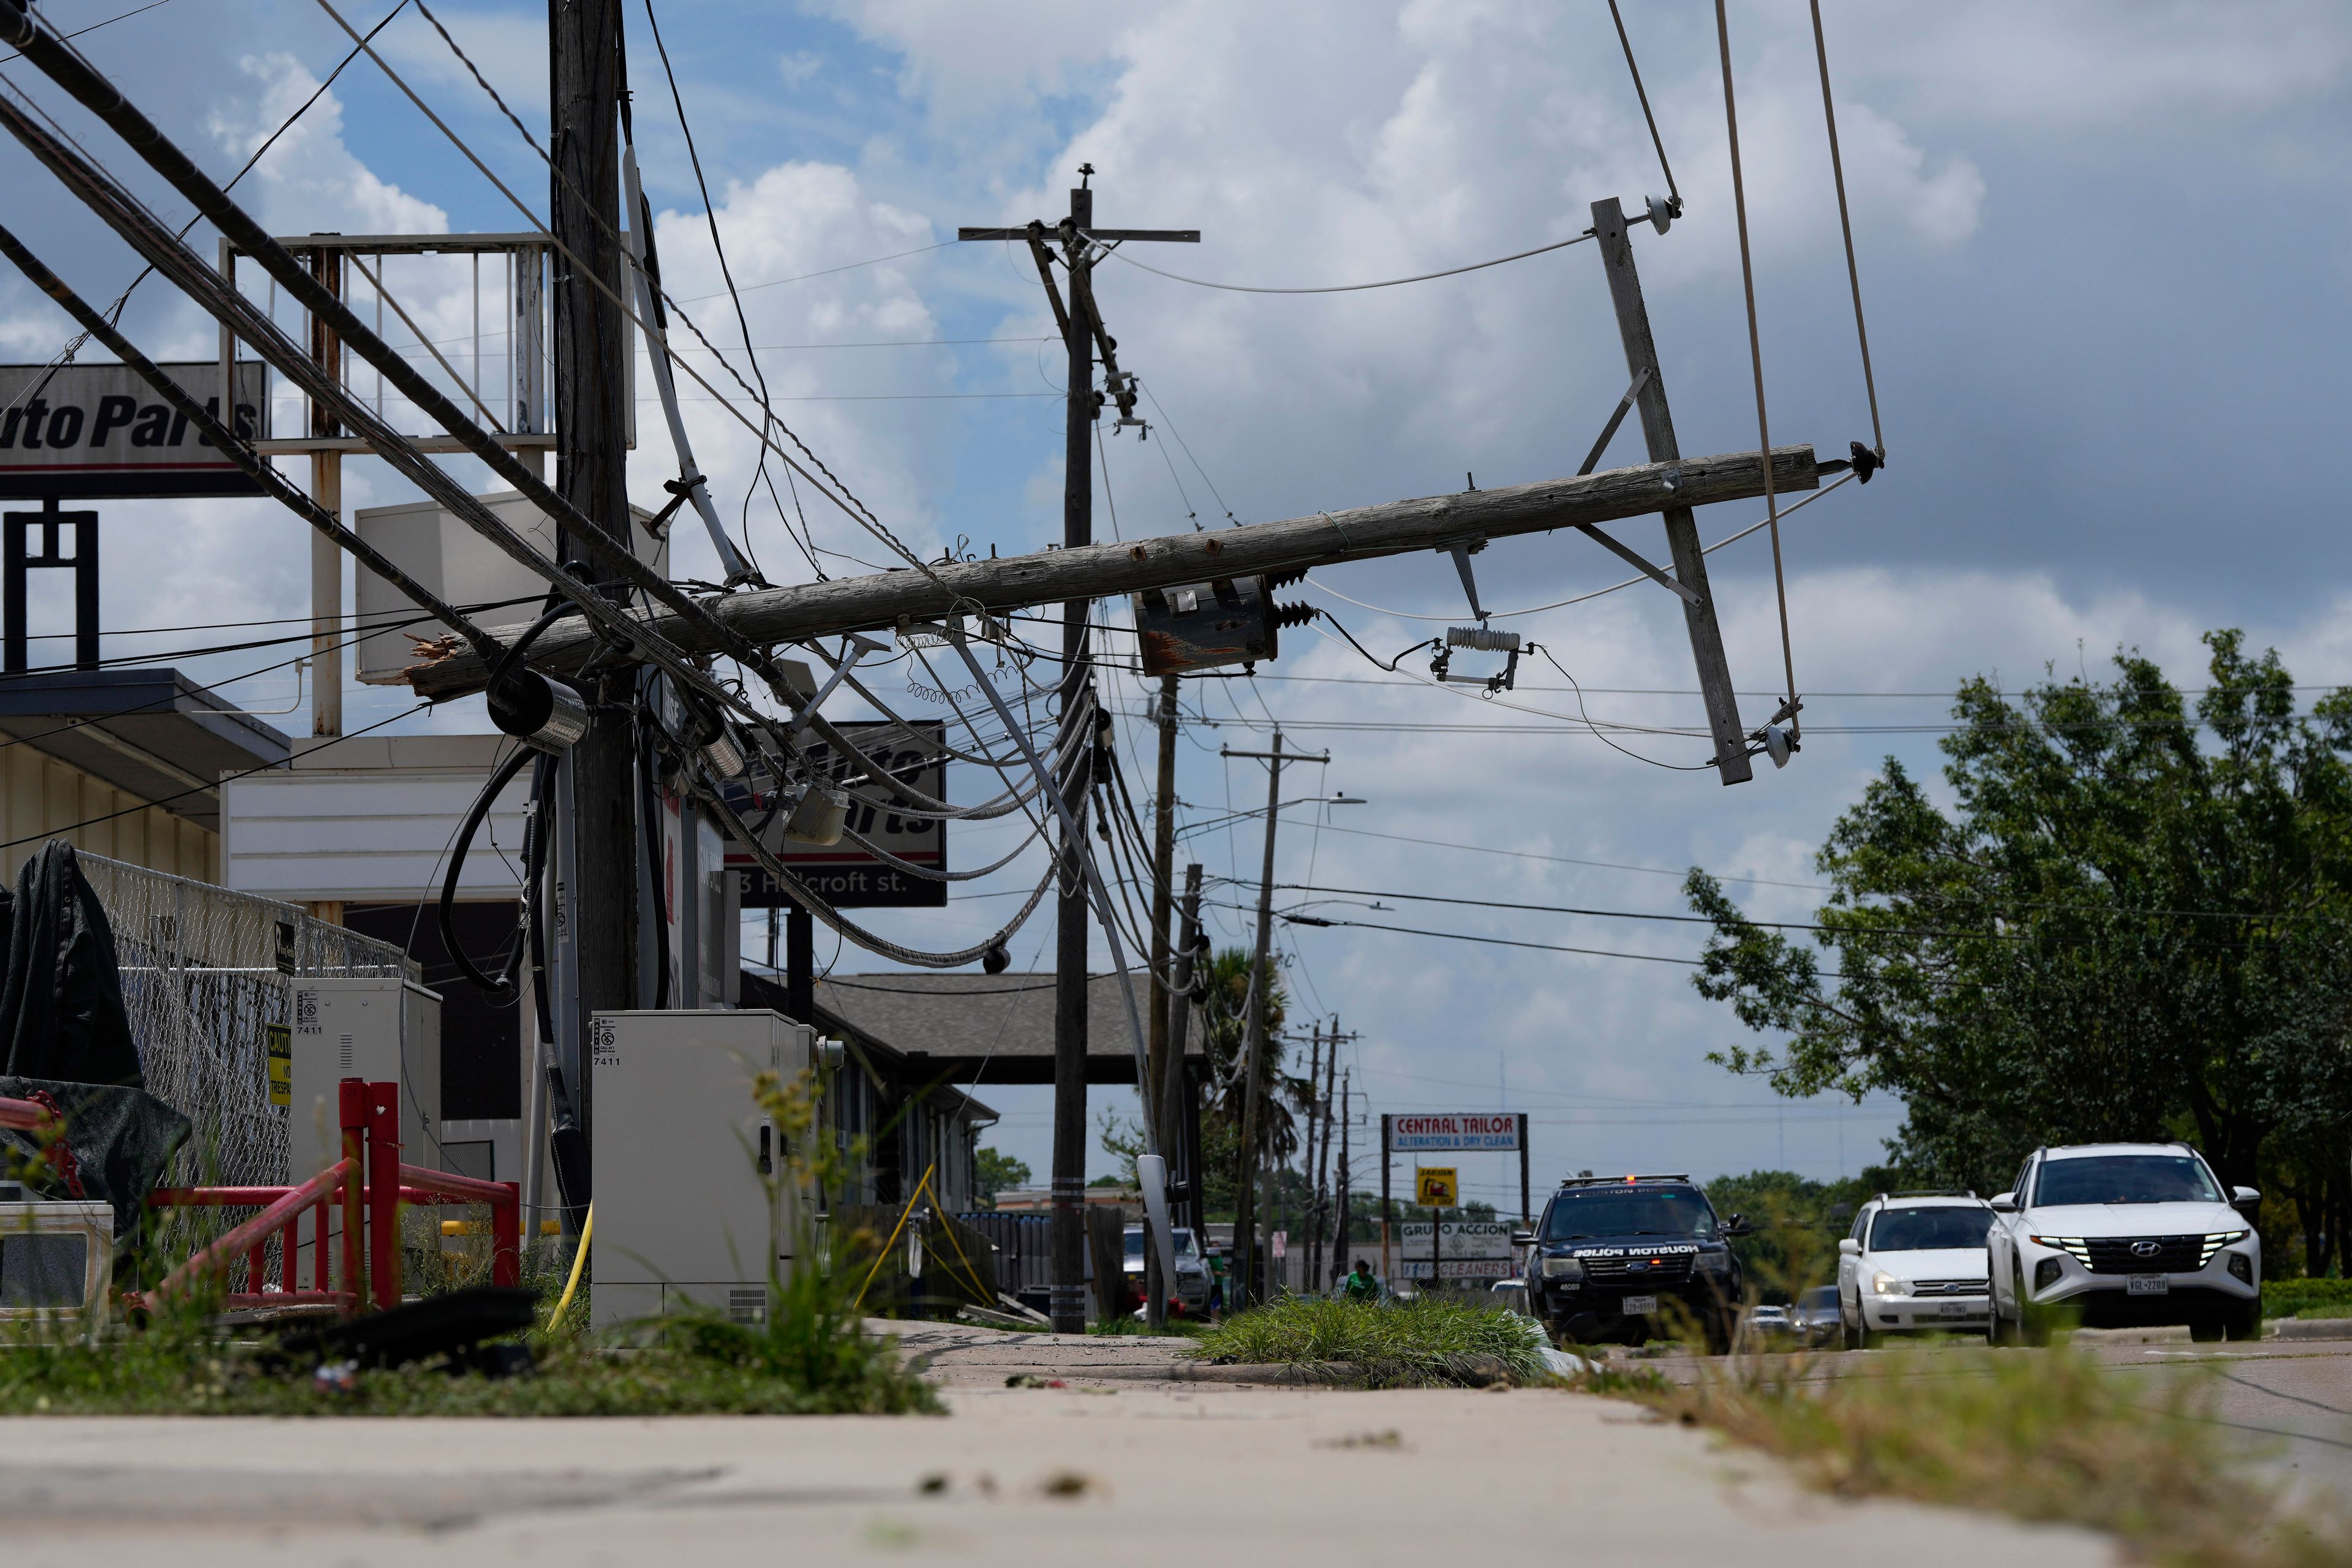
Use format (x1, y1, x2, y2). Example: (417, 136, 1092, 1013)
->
(369, 0, 935, 589)
(0, 59, 815, 750)
(1807, 0, 1883, 462)
(692, 768, 1057, 968)
(1526, 643, 1714, 772)
(1103, 230, 1594, 295)
(5, 0, 406, 415)
(1714, 0, 1800, 734)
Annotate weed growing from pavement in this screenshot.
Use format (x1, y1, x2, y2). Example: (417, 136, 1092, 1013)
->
(1189, 1295, 1549, 1387)
(0, 1070, 938, 1418)
(1596, 1338, 2349, 1568)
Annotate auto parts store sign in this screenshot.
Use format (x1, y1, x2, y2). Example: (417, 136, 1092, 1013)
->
(0, 362, 266, 499)
(1390, 1112, 1523, 1152)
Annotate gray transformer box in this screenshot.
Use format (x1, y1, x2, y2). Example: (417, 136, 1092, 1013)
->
(287, 977, 443, 1182)
(589, 1009, 816, 1331)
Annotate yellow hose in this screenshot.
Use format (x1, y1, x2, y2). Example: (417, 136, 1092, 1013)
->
(545, 1203, 592, 1332)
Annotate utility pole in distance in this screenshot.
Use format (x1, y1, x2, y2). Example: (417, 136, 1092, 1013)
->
(1166, 862, 1204, 1238)
(959, 173, 1197, 1335)
(1329, 1069, 1352, 1291)
(1221, 733, 1328, 1308)
(549, 0, 639, 1174)
(1142, 673, 1180, 1330)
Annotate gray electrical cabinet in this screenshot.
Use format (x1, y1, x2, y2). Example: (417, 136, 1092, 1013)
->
(287, 977, 443, 1182)
(589, 1009, 815, 1332)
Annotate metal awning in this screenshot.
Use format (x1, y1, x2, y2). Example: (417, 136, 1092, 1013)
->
(0, 668, 290, 832)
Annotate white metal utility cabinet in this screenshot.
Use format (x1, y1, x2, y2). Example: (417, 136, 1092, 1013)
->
(589, 1009, 815, 1332)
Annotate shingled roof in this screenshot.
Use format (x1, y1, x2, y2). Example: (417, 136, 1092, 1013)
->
(808, 971, 1202, 1085)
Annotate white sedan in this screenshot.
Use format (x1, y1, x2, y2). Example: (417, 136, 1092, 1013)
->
(1838, 1193, 1995, 1347)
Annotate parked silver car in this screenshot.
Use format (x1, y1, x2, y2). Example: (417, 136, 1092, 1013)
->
(1124, 1224, 1212, 1316)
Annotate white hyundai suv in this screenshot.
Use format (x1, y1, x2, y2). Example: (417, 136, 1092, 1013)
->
(1986, 1143, 2261, 1343)
(1837, 1192, 1995, 1347)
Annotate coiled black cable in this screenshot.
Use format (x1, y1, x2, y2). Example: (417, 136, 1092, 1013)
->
(438, 742, 535, 998)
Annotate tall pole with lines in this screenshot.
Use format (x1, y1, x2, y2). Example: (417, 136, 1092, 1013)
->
(958, 175, 1198, 1333)
(549, 0, 639, 1175)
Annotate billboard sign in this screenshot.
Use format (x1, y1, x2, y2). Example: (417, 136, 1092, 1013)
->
(1389, 1112, 1524, 1153)
(723, 718, 947, 910)
(1396, 1220, 1515, 1281)
(0, 361, 266, 499)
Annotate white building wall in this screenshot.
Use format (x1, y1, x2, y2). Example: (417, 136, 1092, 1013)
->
(221, 733, 532, 905)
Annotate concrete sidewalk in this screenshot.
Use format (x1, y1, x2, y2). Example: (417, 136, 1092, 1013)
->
(0, 1376, 2117, 1566)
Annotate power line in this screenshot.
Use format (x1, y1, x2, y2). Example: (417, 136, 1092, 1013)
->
(674, 242, 952, 302)
(1605, 0, 1678, 213)
(1281, 913, 1702, 967)
(0, 699, 426, 853)
(1104, 230, 1594, 295)
(0, 0, 170, 66)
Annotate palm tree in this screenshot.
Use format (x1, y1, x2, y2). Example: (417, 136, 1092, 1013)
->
(1196, 948, 1314, 1204)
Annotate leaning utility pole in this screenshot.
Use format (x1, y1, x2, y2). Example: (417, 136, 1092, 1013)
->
(549, 0, 639, 1167)
(959, 172, 1197, 1334)
(1223, 733, 1327, 1308)
(1591, 196, 1752, 786)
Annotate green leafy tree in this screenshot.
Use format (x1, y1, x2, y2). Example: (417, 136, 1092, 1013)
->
(1687, 633, 2352, 1270)
(974, 1147, 1031, 1207)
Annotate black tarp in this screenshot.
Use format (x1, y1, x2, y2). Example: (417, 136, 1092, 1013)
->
(0, 842, 143, 1087)
(0, 1075, 189, 1245)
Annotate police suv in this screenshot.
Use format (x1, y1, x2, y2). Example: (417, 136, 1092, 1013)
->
(1519, 1174, 1750, 1351)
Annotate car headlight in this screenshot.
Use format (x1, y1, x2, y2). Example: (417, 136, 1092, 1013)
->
(1696, 1250, 1731, 1274)
(1871, 1272, 1909, 1297)
(1540, 1256, 1584, 1279)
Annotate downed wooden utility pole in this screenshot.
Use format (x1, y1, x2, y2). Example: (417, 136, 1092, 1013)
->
(409, 445, 1819, 699)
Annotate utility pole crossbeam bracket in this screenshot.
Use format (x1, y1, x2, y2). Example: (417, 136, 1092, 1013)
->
(1590, 196, 1754, 786)
(1443, 539, 1488, 623)
(2, 499, 97, 672)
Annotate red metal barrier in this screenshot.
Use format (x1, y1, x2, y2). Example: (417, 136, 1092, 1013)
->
(141, 1077, 523, 1315)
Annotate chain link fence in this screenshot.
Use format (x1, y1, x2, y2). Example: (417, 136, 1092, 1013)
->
(80, 853, 414, 1190)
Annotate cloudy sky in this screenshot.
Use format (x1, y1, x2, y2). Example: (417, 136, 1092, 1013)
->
(5, 0, 2350, 1207)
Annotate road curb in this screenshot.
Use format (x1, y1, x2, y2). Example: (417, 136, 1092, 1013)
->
(2267, 1317, 2352, 1341)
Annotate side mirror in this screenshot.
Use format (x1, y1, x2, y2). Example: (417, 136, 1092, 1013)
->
(1722, 1215, 1753, 1238)
(1988, 1193, 2018, 1214)
(1510, 1230, 1535, 1248)
(2232, 1186, 2261, 1207)
(1838, 1238, 1860, 1257)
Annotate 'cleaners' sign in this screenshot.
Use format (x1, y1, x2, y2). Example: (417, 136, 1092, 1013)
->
(1388, 1112, 1525, 1152)
(0, 361, 266, 499)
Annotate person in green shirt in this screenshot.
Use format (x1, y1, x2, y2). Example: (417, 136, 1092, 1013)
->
(1343, 1258, 1380, 1303)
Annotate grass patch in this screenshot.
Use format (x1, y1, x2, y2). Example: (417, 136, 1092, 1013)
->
(2264, 1277, 2352, 1319)
(1607, 1340, 2348, 1568)
(0, 1311, 940, 1417)
(1189, 1295, 1548, 1387)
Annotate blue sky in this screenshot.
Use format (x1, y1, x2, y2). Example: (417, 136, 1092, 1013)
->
(4, 0, 2350, 1204)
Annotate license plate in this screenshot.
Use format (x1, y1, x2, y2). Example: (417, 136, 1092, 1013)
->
(1936, 1301, 1975, 1317)
(2127, 1274, 2170, 1295)
(1621, 1295, 1659, 1316)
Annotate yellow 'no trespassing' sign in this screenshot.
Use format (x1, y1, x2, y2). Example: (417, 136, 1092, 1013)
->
(1415, 1166, 1458, 1207)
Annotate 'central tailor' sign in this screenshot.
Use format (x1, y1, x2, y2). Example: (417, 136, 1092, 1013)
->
(1389, 1112, 1524, 1153)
